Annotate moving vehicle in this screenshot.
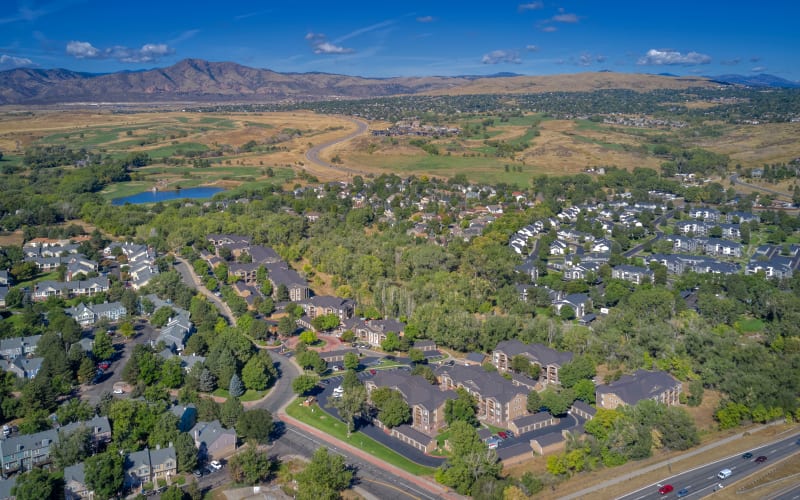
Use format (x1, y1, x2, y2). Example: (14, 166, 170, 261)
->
(718, 468, 733, 479)
(742, 452, 753, 459)
(677, 488, 689, 498)
(755, 455, 768, 463)
(658, 484, 673, 495)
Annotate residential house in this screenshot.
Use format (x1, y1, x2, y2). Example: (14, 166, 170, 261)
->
(702, 238, 742, 258)
(65, 302, 127, 327)
(7, 357, 43, 379)
(228, 263, 259, 285)
(206, 234, 251, 247)
(170, 404, 197, 433)
(156, 313, 193, 353)
(595, 369, 682, 410)
(0, 335, 40, 359)
(549, 240, 568, 256)
(492, 340, 574, 386)
(59, 416, 112, 450)
(32, 277, 109, 301)
(689, 207, 721, 222)
(190, 421, 236, 461)
(435, 364, 529, 428)
(554, 293, 592, 318)
(611, 265, 654, 285)
(123, 446, 176, 490)
(563, 262, 600, 281)
(0, 429, 59, 476)
(64, 462, 93, 500)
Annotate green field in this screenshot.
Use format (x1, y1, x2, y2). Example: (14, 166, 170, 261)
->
(212, 388, 268, 402)
(285, 398, 436, 476)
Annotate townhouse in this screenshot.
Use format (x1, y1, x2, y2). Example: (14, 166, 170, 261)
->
(32, 277, 109, 301)
(123, 446, 177, 490)
(297, 295, 355, 322)
(344, 318, 405, 348)
(611, 265, 654, 285)
(190, 421, 236, 461)
(366, 371, 455, 436)
(0, 429, 59, 476)
(65, 302, 127, 327)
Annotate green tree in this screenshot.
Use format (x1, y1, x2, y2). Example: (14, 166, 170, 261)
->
(241, 354, 270, 391)
(175, 431, 198, 473)
(343, 351, 359, 371)
(278, 315, 297, 336)
(331, 382, 367, 436)
(559, 356, 595, 388)
(161, 356, 184, 388)
(236, 409, 274, 444)
(148, 412, 179, 449)
(11, 469, 59, 500)
(380, 331, 401, 352)
(292, 374, 319, 395)
(299, 329, 318, 344)
(527, 390, 542, 413)
(51, 426, 92, 468)
(296, 448, 353, 500)
(118, 320, 135, 339)
(540, 388, 572, 416)
(408, 348, 426, 364)
(372, 388, 410, 428)
(228, 447, 273, 485)
(311, 313, 340, 332)
(436, 421, 502, 495)
(220, 397, 244, 428)
(229, 372, 245, 398)
(85, 451, 124, 500)
(151, 306, 175, 328)
(445, 387, 478, 426)
(198, 368, 217, 392)
(92, 331, 114, 361)
(160, 486, 185, 500)
(573, 379, 596, 404)
(77, 356, 97, 384)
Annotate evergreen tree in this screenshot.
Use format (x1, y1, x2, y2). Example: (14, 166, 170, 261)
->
(229, 372, 244, 398)
(198, 368, 217, 392)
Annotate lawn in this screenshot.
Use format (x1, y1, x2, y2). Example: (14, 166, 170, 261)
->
(735, 317, 765, 333)
(285, 398, 436, 476)
(212, 388, 268, 402)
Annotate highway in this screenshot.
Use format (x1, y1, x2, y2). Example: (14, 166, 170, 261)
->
(617, 433, 800, 500)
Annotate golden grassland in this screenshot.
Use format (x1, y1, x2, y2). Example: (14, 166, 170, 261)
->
(2, 108, 800, 189)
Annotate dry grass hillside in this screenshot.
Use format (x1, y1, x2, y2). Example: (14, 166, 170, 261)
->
(425, 72, 719, 95)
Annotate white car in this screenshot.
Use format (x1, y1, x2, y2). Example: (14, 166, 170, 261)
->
(209, 460, 223, 470)
(113, 387, 124, 394)
(332, 386, 344, 398)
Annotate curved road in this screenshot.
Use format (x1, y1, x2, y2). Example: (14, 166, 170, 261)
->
(730, 174, 793, 202)
(171, 259, 456, 499)
(305, 116, 372, 177)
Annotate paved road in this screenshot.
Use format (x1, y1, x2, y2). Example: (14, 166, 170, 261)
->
(173, 255, 236, 326)
(731, 174, 793, 202)
(305, 116, 371, 177)
(771, 481, 800, 500)
(617, 432, 800, 500)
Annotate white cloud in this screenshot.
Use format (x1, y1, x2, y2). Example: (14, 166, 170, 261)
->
(637, 49, 711, 66)
(314, 42, 354, 54)
(518, 2, 544, 12)
(66, 40, 100, 58)
(306, 32, 354, 55)
(481, 50, 522, 65)
(526, 45, 539, 52)
(540, 25, 557, 32)
(416, 15, 435, 23)
(553, 12, 579, 23)
(0, 54, 34, 69)
(751, 66, 766, 73)
(66, 40, 174, 62)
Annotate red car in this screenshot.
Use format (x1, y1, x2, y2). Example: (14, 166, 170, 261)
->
(755, 455, 768, 463)
(369, 369, 377, 375)
(658, 484, 674, 495)
(497, 431, 509, 440)
(97, 361, 111, 370)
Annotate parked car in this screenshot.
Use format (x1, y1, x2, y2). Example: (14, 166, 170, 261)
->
(742, 452, 753, 459)
(658, 484, 673, 495)
(369, 369, 377, 375)
(486, 437, 501, 449)
(98, 361, 111, 370)
(333, 386, 344, 398)
(497, 431, 508, 440)
(755, 455, 768, 463)
(192, 469, 204, 478)
(209, 460, 223, 470)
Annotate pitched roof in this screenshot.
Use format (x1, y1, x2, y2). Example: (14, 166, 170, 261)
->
(595, 369, 680, 406)
(434, 364, 526, 404)
(510, 411, 555, 429)
(494, 340, 573, 367)
(370, 371, 454, 411)
(190, 420, 235, 448)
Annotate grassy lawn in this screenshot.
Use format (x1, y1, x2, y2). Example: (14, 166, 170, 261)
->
(735, 317, 765, 333)
(212, 388, 268, 402)
(13, 270, 59, 289)
(285, 398, 436, 476)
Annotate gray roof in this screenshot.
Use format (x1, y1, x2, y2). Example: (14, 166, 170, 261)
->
(190, 420, 235, 448)
(59, 415, 111, 437)
(0, 428, 59, 457)
(494, 340, 573, 367)
(511, 411, 555, 428)
(370, 371, 454, 411)
(149, 446, 176, 466)
(532, 431, 565, 447)
(64, 462, 86, 486)
(434, 364, 526, 405)
(595, 369, 680, 406)
(0, 477, 16, 500)
(571, 400, 597, 416)
(265, 262, 306, 288)
(124, 448, 151, 471)
(319, 348, 358, 361)
(465, 352, 485, 363)
(0, 335, 41, 355)
(392, 423, 433, 444)
(248, 245, 280, 264)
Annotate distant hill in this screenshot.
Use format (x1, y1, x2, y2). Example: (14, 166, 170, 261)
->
(0, 58, 721, 105)
(709, 73, 800, 88)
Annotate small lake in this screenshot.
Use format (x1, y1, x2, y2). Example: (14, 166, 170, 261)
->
(111, 187, 225, 205)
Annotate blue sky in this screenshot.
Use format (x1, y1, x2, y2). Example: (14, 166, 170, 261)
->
(1, 0, 798, 81)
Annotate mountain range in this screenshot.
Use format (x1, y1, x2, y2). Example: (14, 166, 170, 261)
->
(0, 58, 795, 105)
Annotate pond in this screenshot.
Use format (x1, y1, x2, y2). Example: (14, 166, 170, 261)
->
(111, 187, 225, 205)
